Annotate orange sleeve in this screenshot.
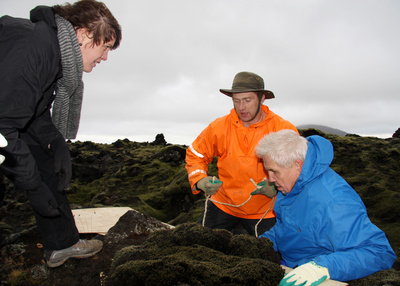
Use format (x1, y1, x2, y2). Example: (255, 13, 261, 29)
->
(185, 124, 218, 194)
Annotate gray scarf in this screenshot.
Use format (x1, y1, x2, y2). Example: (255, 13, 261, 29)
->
(52, 14, 84, 139)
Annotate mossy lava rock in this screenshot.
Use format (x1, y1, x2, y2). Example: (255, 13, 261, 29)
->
(105, 223, 284, 286)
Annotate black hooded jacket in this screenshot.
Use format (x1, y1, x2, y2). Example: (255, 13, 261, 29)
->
(0, 6, 63, 191)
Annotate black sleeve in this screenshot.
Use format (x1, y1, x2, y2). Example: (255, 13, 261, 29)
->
(0, 16, 60, 190)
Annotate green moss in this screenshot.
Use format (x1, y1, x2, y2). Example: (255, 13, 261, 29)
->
(8, 269, 30, 286)
(107, 223, 283, 286)
(67, 133, 400, 255)
(347, 268, 400, 285)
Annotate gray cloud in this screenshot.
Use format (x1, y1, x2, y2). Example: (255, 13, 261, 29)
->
(2, 0, 399, 144)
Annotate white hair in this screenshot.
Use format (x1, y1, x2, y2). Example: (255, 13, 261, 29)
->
(255, 129, 308, 168)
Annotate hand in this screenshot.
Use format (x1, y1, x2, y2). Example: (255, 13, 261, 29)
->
(196, 176, 223, 196)
(49, 136, 72, 191)
(27, 183, 60, 217)
(251, 179, 277, 198)
(279, 261, 330, 286)
(0, 133, 6, 147)
(0, 133, 7, 164)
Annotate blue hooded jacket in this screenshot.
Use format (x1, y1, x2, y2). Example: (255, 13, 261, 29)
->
(260, 135, 396, 281)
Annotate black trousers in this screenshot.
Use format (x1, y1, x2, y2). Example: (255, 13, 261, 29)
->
(201, 200, 276, 237)
(27, 143, 79, 251)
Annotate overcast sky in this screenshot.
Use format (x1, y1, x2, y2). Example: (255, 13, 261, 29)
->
(2, 0, 399, 145)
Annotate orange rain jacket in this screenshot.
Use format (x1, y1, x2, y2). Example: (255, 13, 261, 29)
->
(186, 105, 299, 219)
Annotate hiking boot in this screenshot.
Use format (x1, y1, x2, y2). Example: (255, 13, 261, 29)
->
(45, 239, 103, 268)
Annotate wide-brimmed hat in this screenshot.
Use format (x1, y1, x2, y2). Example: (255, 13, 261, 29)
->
(219, 71, 275, 99)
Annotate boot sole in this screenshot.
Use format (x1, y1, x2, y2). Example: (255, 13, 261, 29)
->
(46, 247, 103, 268)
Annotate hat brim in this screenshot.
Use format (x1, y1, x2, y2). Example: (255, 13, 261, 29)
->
(219, 88, 275, 99)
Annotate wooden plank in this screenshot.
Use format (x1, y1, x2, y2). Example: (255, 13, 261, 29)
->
(72, 207, 133, 235)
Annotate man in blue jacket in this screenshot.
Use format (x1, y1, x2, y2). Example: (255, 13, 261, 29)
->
(255, 129, 396, 285)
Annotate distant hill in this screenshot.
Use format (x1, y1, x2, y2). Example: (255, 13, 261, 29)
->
(297, 124, 348, 136)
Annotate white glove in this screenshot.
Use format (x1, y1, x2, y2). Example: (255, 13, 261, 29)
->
(279, 261, 330, 286)
(196, 176, 223, 196)
(0, 133, 7, 164)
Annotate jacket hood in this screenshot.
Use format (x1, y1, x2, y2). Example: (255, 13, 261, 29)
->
(30, 6, 56, 29)
(289, 135, 334, 196)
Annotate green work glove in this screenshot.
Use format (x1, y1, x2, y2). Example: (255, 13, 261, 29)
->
(251, 179, 277, 198)
(196, 176, 223, 196)
(279, 261, 330, 286)
(0, 133, 7, 164)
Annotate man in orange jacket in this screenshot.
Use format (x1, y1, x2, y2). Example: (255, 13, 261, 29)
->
(185, 71, 298, 236)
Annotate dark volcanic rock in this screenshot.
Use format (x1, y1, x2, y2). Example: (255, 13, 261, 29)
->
(104, 209, 174, 246)
(393, 128, 400, 138)
(1, 132, 400, 285)
(149, 145, 186, 166)
(151, 133, 167, 146)
(105, 223, 284, 286)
